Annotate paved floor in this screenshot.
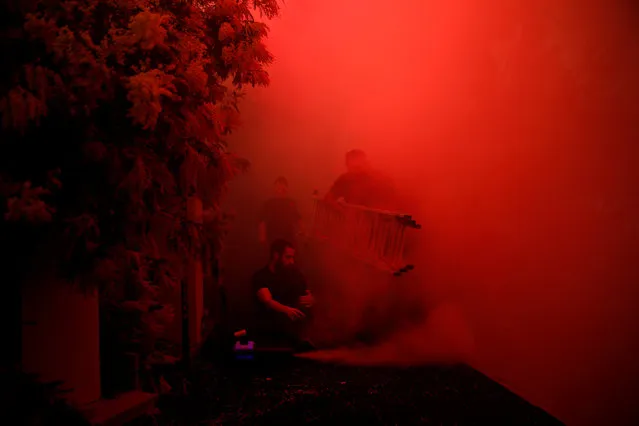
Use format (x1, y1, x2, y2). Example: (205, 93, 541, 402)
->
(155, 356, 564, 425)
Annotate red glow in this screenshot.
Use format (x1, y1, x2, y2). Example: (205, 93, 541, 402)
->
(224, 1, 639, 425)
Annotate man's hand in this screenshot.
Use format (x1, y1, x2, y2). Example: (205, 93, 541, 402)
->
(299, 290, 315, 308)
(284, 306, 306, 321)
(257, 287, 305, 321)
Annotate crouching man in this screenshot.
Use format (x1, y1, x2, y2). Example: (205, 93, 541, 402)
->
(252, 239, 315, 350)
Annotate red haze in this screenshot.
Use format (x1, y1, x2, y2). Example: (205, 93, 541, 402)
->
(224, 1, 639, 425)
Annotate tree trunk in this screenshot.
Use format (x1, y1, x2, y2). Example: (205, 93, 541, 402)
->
(186, 195, 204, 357)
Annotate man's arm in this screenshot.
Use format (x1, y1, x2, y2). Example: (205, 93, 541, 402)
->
(324, 174, 347, 207)
(256, 288, 305, 320)
(324, 189, 338, 203)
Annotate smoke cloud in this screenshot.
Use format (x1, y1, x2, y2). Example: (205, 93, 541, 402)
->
(221, 1, 639, 425)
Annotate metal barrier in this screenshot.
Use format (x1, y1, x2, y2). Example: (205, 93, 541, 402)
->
(310, 192, 421, 276)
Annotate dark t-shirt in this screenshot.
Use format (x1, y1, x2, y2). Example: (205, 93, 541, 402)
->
(259, 197, 301, 244)
(329, 170, 397, 209)
(252, 266, 308, 309)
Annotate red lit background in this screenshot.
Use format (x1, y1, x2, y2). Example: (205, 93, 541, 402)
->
(222, 1, 639, 425)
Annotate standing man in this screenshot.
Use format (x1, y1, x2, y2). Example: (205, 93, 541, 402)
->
(324, 150, 402, 345)
(252, 239, 315, 349)
(258, 176, 303, 249)
(325, 149, 397, 210)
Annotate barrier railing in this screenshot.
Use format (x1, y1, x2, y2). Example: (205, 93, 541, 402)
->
(310, 191, 421, 276)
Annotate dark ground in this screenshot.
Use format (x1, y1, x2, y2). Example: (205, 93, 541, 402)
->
(153, 353, 564, 426)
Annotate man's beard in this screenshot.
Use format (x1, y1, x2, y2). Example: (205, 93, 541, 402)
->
(275, 260, 294, 274)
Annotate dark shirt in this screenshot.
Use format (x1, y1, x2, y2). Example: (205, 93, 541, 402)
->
(252, 266, 308, 310)
(328, 170, 397, 209)
(259, 197, 301, 244)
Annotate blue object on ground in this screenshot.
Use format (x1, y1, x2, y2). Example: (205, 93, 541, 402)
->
(234, 341, 255, 360)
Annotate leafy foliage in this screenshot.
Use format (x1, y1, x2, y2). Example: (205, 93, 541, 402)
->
(0, 0, 278, 366)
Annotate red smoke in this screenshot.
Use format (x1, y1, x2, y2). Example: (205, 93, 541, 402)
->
(223, 1, 639, 425)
